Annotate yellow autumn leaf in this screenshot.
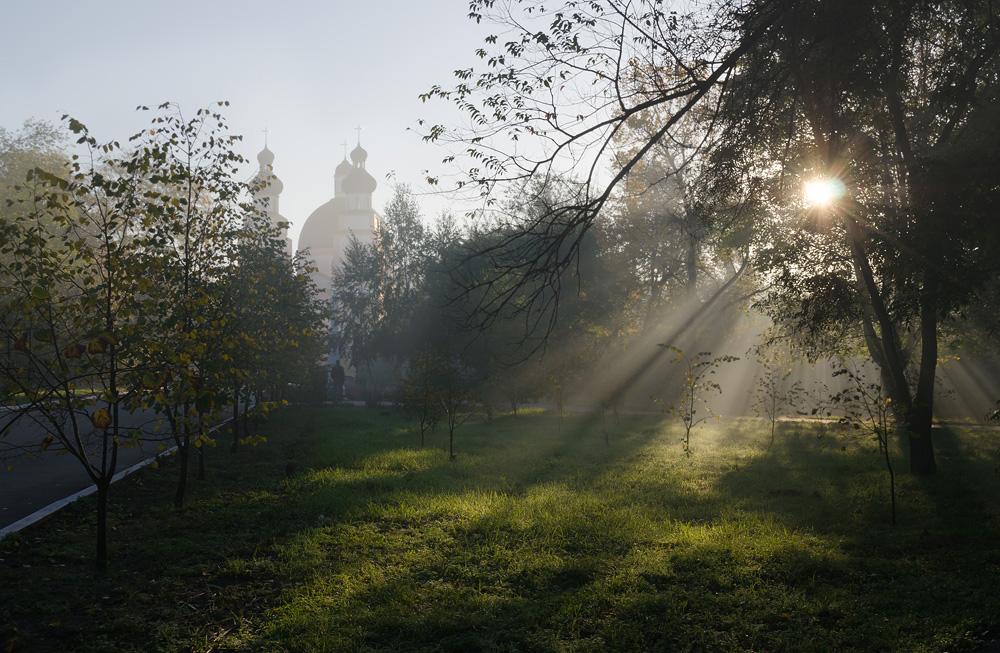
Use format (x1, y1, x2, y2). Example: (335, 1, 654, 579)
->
(91, 408, 112, 430)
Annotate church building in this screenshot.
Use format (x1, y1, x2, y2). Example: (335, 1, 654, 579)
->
(296, 141, 381, 301)
(252, 137, 381, 369)
(253, 145, 294, 257)
(253, 139, 380, 301)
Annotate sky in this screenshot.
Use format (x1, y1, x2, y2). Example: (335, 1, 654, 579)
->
(1, 0, 492, 248)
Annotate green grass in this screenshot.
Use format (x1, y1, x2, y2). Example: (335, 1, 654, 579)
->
(1, 406, 999, 651)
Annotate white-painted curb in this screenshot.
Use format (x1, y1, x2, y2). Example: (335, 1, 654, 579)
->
(0, 446, 176, 540)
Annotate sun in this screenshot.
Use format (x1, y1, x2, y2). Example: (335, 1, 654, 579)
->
(804, 178, 846, 207)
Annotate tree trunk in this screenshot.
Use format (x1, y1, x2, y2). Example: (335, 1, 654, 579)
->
(882, 428, 897, 525)
(197, 439, 206, 481)
(845, 217, 930, 468)
(253, 391, 263, 426)
(447, 397, 456, 460)
(909, 273, 938, 475)
(230, 394, 240, 454)
(685, 215, 698, 292)
(848, 220, 911, 407)
(174, 420, 190, 508)
(420, 401, 428, 447)
(883, 14, 937, 475)
(243, 394, 251, 435)
(95, 478, 109, 572)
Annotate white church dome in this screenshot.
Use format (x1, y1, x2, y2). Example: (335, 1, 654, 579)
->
(342, 167, 377, 194)
(257, 146, 275, 167)
(296, 135, 379, 259)
(335, 158, 354, 178)
(255, 147, 283, 195)
(299, 199, 343, 251)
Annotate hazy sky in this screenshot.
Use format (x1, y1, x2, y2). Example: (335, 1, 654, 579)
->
(2, 0, 490, 247)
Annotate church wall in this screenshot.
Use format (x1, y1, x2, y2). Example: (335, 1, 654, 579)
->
(308, 253, 336, 297)
(285, 141, 382, 391)
(343, 214, 376, 232)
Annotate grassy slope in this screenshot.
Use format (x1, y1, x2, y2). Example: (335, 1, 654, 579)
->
(1, 406, 999, 652)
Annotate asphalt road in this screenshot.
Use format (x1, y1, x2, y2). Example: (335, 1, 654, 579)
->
(0, 405, 230, 532)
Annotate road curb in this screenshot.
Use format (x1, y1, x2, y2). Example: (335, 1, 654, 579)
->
(0, 446, 176, 540)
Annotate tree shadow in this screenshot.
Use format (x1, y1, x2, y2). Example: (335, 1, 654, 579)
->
(205, 412, 1000, 651)
(23, 406, 994, 651)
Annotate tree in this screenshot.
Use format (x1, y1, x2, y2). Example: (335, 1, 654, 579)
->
(123, 102, 260, 507)
(217, 230, 327, 454)
(331, 185, 434, 397)
(330, 235, 384, 374)
(437, 355, 474, 461)
(397, 344, 474, 459)
(0, 116, 153, 570)
(655, 347, 737, 455)
(422, 0, 768, 331)
(830, 362, 899, 526)
(0, 120, 67, 218)
(398, 347, 446, 446)
(600, 99, 737, 318)
(713, 0, 1000, 475)
(425, 0, 1000, 475)
(0, 103, 332, 567)
(380, 183, 430, 352)
(752, 349, 803, 448)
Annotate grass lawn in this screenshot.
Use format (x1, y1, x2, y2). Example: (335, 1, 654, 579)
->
(1, 406, 999, 651)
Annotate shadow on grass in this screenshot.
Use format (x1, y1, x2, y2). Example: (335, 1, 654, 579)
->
(148, 410, 1000, 651)
(229, 411, 999, 651)
(4, 406, 1000, 651)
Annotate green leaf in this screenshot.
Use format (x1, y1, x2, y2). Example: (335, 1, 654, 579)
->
(195, 392, 214, 413)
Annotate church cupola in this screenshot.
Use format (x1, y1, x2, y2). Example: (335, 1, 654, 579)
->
(342, 166, 377, 196)
(256, 146, 284, 197)
(342, 137, 376, 208)
(334, 157, 353, 197)
(350, 143, 368, 168)
(252, 140, 292, 257)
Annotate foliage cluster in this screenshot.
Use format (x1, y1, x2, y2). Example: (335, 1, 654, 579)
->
(655, 347, 739, 455)
(830, 362, 901, 526)
(0, 106, 328, 569)
(332, 178, 674, 453)
(419, 0, 1000, 479)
